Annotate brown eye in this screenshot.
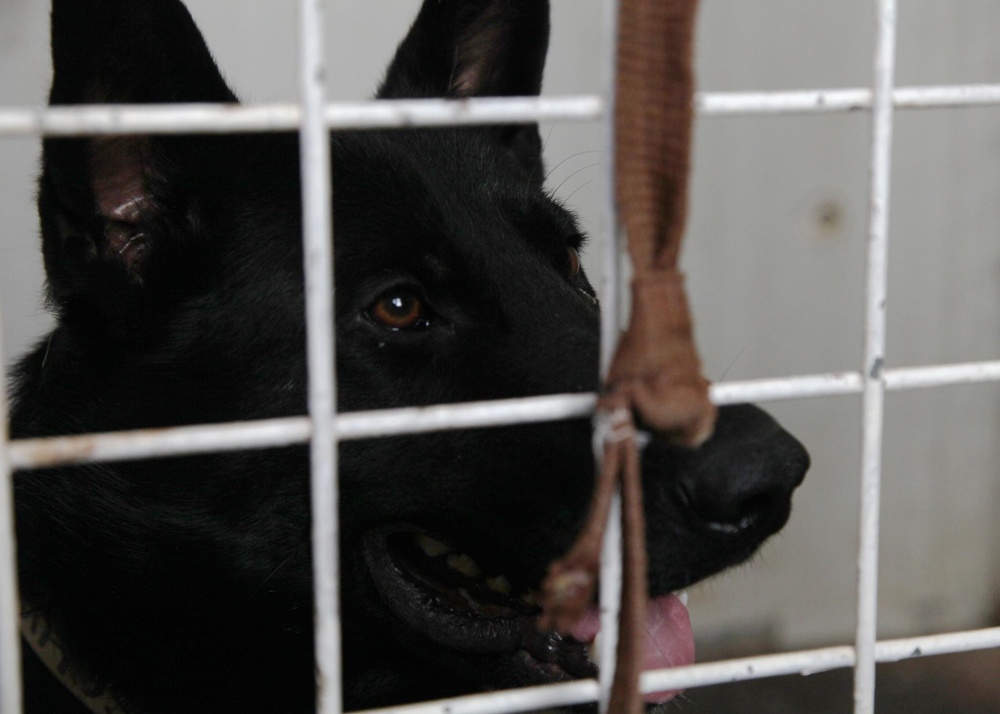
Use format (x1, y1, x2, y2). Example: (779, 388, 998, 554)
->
(567, 246, 581, 277)
(370, 291, 427, 330)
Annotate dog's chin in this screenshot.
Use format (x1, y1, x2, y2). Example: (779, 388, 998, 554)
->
(361, 527, 695, 707)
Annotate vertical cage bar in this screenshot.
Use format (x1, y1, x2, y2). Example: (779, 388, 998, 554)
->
(298, 0, 342, 712)
(598, 2, 621, 352)
(596, 0, 622, 711)
(597, 489, 623, 714)
(854, 1, 897, 712)
(0, 298, 23, 714)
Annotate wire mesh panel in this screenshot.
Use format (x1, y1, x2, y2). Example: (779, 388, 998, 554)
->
(1, 1, 1000, 713)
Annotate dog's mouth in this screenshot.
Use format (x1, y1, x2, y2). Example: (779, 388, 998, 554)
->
(362, 527, 694, 704)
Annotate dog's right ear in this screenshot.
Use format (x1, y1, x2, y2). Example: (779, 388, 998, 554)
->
(377, 0, 551, 184)
(40, 0, 238, 329)
(377, 0, 550, 100)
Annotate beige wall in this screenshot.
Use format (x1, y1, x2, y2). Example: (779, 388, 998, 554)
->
(2, 0, 999, 649)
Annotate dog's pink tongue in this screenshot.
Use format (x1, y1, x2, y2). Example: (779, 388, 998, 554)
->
(568, 594, 694, 704)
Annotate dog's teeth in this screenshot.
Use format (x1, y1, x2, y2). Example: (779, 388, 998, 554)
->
(414, 534, 453, 558)
(446, 553, 482, 578)
(587, 632, 603, 662)
(677, 590, 689, 606)
(485, 575, 512, 595)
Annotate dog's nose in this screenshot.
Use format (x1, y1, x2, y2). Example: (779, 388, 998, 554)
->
(669, 404, 810, 536)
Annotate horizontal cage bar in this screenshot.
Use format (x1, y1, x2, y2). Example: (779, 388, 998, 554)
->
(0, 96, 602, 137)
(355, 626, 1000, 714)
(2, 84, 1000, 138)
(640, 626, 1000, 704)
(8, 359, 1000, 470)
(697, 83, 1000, 115)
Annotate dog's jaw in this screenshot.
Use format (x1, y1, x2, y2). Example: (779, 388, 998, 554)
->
(361, 527, 694, 704)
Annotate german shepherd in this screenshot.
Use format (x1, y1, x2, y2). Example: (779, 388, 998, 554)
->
(12, 1, 809, 711)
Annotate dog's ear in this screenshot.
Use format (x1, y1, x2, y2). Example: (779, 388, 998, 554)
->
(378, 0, 550, 183)
(40, 0, 239, 328)
(378, 0, 550, 99)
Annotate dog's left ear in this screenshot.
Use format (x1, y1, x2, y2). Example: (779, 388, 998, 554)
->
(40, 0, 239, 330)
(378, 0, 551, 183)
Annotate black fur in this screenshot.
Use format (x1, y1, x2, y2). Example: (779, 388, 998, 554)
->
(13, 1, 809, 712)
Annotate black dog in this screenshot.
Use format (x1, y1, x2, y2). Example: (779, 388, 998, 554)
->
(12, 1, 809, 712)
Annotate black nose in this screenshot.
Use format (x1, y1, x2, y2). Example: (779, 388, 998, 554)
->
(671, 404, 810, 536)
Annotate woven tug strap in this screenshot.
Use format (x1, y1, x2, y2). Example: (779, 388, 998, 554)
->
(538, 2, 715, 713)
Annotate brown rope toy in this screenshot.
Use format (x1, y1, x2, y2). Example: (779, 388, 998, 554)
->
(537, 1, 714, 712)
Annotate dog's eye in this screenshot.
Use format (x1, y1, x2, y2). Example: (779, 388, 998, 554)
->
(567, 247, 581, 277)
(370, 290, 429, 330)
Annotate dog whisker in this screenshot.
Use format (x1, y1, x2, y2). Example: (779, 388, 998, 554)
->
(251, 553, 297, 598)
(563, 178, 597, 204)
(542, 119, 560, 152)
(718, 347, 747, 382)
(550, 162, 605, 197)
(544, 149, 604, 183)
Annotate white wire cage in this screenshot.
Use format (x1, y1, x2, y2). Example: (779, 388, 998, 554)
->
(3, 1, 1000, 713)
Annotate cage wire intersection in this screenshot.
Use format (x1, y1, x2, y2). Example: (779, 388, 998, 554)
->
(3, 0, 1000, 713)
